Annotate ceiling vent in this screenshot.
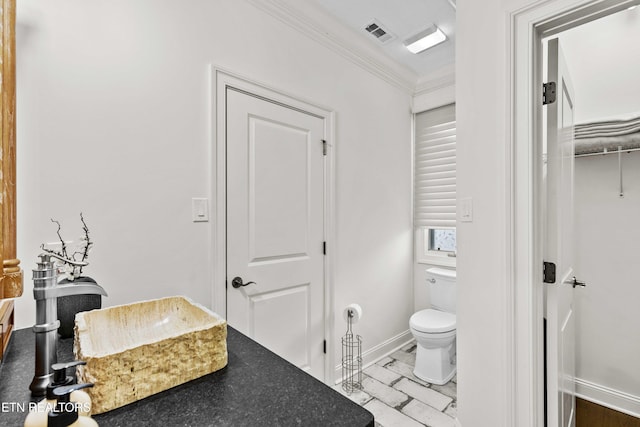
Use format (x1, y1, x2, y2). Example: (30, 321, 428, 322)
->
(364, 20, 395, 44)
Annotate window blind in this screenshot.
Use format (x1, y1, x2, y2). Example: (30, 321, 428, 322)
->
(414, 104, 456, 228)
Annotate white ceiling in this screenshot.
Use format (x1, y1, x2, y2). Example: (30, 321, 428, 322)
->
(311, 0, 456, 77)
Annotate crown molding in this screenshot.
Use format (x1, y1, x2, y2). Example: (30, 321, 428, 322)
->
(415, 63, 455, 95)
(246, 0, 419, 93)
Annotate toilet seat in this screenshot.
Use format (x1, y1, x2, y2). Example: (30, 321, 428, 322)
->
(410, 309, 456, 333)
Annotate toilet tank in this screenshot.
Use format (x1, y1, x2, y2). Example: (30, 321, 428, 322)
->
(426, 267, 456, 313)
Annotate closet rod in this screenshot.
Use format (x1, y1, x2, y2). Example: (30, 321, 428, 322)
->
(619, 146, 624, 198)
(575, 146, 640, 158)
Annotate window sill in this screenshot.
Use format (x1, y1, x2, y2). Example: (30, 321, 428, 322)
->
(416, 254, 457, 268)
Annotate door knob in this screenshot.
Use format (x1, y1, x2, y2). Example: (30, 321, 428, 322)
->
(569, 276, 586, 288)
(231, 276, 256, 289)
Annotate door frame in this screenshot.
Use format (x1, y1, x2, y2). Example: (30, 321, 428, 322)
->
(210, 67, 336, 384)
(510, 0, 637, 425)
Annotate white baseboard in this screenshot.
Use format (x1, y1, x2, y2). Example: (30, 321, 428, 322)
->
(575, 377, 640, 418)
(334, 329, 414, 384)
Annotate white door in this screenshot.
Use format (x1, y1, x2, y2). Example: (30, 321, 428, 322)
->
(225, 87, 326, 380)
(545, 38, 582, 427)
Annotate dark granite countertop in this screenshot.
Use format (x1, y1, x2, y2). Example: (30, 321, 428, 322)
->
(0, 327, 373, 426)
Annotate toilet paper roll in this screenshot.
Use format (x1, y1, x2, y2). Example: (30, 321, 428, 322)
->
(343, 303, 363, 324)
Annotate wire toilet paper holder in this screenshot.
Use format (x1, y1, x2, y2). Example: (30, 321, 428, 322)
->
(341, 306, 363, 394)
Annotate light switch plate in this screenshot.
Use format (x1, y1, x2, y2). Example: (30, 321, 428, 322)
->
(460, 197, 473, 222)
(192, 198, 209, 222)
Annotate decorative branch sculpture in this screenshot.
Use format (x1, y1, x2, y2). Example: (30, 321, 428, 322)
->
(40, 213, 93, 281)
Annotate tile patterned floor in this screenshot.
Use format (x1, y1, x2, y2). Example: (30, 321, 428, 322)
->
(335, 341, 457, 427)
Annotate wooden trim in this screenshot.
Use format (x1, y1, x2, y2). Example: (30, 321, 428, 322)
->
(0, 0, 22, 299)
(0, 299, 14, 361)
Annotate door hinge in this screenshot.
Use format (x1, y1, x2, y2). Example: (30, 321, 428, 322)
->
(323, 339, 327, 354)
(543, 82, 556, 105)
(543, 261, 556, 284)
(322, 139, 327, 156)
(323, 241, 326, 255)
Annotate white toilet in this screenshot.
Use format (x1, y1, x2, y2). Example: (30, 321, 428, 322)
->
(409, 267, 456, 385)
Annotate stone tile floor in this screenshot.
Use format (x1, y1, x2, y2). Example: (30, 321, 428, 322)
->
(335, 341, 457, 427)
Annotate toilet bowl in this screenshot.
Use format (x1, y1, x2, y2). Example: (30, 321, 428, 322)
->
(410, 308, 456, 384)
(409, 267, 456, 385)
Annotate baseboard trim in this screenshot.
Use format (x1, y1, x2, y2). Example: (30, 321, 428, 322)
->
(334, 329, 414, 384)
(575, 377, 640, 418)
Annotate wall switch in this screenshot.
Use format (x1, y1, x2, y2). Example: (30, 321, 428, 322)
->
(192, 198, 209, 222)
(460, 197, 473, 222)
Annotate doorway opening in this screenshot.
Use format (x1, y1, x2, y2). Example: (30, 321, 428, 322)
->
(211, 68, 336, 384)
(511, 0, 640, 425)
(547, 6, 640, 420)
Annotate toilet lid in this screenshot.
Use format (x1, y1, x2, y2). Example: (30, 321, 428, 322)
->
(410, 309, 456, 333)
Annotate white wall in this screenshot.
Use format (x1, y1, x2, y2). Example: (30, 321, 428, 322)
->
(574, 152, 640, 414)
(456, 0, 513, 425)
(456, 1, 640, 425)
(15, 0, 413, 382)
(559, 7, 640, 415)
(559, 6, 640, 124)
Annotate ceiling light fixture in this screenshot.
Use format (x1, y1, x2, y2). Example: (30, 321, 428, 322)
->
(404, 25, 447, 54)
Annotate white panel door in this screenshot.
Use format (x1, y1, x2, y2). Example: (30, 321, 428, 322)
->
(545, 38, 579, 427)
(226, 88, 325, 380)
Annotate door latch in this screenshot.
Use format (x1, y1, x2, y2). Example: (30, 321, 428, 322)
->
(569, 276, 586, 289)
